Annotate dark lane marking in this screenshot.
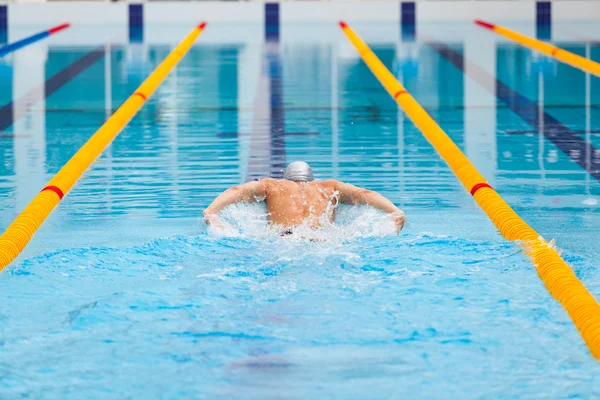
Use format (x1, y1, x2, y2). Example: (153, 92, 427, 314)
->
(0, 134, 30, 139)
(428, 42, 600, 183)
(506, 129, 600, 135)
(0, 47, 105, 134)
(267, 47, 286, 177)
(238, 46, 318, 178)
(218, 131, 319, 138)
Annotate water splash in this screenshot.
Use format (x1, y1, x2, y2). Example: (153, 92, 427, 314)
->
(205, 202, 399, 243)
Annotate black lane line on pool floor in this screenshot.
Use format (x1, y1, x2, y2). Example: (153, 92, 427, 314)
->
(245, 43, 284, 182)
(427, 42, 600, 183)
(244, 42, 319, 181)
(0, 47, 105, 134)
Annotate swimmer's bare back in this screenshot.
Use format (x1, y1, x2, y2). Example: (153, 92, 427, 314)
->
(203, 178, 406, 233)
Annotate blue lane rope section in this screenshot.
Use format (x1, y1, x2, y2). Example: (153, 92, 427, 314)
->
(0, 23, 69, 58)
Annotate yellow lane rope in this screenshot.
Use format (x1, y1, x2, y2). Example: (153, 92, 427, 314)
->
(0, 22, 208, 270)
(339, 20, 600, 358)
(475, 19, 600, 78)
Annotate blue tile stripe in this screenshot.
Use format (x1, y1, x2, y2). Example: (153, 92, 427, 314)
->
(401, 2, 415, 26)
(0, 5, 7, 44)
(536, 1, 551, 40)
(265, 3, 279, 27)
(129, 4, 144, 42)
(401, 2, 416, 41)
(129, 4, 143, 29)
(537, 1, 551, 26)
(265, 3, 279, 41)
(0, 5, 6, 29)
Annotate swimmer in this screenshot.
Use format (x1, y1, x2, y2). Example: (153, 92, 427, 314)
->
(203, 161, 406, 233)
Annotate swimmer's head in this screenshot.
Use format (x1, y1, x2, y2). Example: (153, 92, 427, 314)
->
(283, 161, 314, 182)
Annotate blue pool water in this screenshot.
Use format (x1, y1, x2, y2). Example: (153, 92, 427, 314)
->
(0, 22, 599, 398)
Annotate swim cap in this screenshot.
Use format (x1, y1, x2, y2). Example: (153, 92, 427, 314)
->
(283, 161, 314, 182)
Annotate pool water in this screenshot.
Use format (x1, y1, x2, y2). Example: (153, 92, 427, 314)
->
(0, 21, 599, 398)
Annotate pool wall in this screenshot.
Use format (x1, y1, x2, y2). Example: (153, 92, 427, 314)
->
(1, 1, 599, 47)
(3, 1, 600, 26)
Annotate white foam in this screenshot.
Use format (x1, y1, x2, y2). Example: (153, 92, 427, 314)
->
(203, 202, 399, 243)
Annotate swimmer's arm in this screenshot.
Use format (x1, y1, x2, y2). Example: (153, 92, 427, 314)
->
(203, 180, 267, 224)
(331, 180, 406, 232)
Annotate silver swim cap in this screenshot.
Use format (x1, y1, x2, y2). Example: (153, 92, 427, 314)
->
(283, 161, 314, 182)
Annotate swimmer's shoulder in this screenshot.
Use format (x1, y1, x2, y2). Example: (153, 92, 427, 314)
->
(259, 178, 295, 192)
(319, 179, 342, 186)
(316, 179, 343, 191)
(258, 178, 278, 189)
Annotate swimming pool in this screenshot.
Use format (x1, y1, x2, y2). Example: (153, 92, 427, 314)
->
(0, 20, 599, 398)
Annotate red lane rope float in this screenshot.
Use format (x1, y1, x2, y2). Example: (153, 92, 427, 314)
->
(340, 20, 600, 359)
(474, 19, 496, 30)
(48, 23, 70, 35)
(41, 186, 65, 200)
(134, 92, 147, 101)
(394, 90, 408, 100)
(470, 183, 493, 196)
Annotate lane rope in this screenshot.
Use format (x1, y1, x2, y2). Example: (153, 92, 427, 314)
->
(0, 22, 70, 57)
(339, 20, 600, 359)
(475, 19, 600, 77)
(0, 22, 208, 270)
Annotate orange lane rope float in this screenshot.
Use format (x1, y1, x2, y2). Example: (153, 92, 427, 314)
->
(475, 19, 600, 78)
(0, 22, 208, 270)
(339, 20, 600, 358)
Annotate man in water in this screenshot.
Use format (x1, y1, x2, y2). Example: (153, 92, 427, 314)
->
(203, 161, 406, 233)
